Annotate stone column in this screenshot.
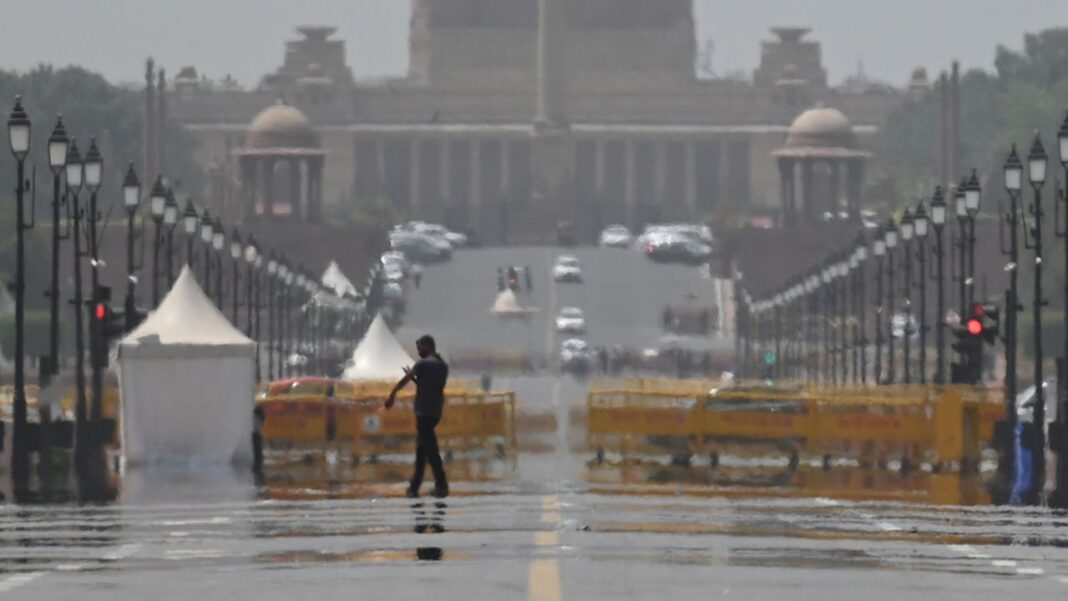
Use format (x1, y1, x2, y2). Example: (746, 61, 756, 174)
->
(654, 140, 667, 209)
(263, 157, 276, 218)
(624, 140, 637, 223)
(501, 140, 511, 197)
(594, 140, 606, 197)
(470, 140, 482, 208)
(375, 139, 387, 198)
(846, 159, 865, 220)
(289, 157, 302, 220)
(829, 160, 841, 215)
(410, 139, 422, 215)
(777, 158, 793, 227)
(439, 139, 451, 204)
(718, 140, 730, 204)
(684, 141, 697, 215)
(307, 157, 323, 223)
(536, 0, 565, 126)
(299, 159, 309, 219)
(800, 159, 814, 222)
(240, 156, 256, 223)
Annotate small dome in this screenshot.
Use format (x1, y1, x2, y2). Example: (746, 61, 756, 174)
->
(785, 106, 855, 149)
(247, 101, 317, 149)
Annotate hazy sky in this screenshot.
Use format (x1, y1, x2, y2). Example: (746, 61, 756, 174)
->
(0, 1, 1062, 87)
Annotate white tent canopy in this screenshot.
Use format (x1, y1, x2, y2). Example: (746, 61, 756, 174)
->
(321, 260, 358, 298)
(342, 313, 413, 381)
(118, 266, 256, 466)
(490, 289, 537, 317)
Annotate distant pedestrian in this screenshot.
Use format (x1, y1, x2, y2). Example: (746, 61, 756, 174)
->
(387, 335, 450, 498)
(252, 406, 265, 472)
(412, 264, 423, 289)
(524, 265, 533, 291)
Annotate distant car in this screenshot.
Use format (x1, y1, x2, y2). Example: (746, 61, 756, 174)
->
(382, 281, 405, 305)
(599, 224, 633, 248)
(555, 306, 587, 334)
(393, 221, 469, 248)
(552, 255, 583, 283)
(390, 231, 451, 263)
(380, 251, 410, 275)
(559, 338, 594, 372)
(643, 234, 711, 265)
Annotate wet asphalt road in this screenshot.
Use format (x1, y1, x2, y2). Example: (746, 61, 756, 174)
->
(6, 247, 1068, 599)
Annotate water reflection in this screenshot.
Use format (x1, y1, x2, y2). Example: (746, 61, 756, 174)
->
(587, 461, 994, 506)
(413, 501, 446, 561)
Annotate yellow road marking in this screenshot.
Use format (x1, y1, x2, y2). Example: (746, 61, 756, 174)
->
(529, 494, 562, 601)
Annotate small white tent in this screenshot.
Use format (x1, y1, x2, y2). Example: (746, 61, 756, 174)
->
(118, 266, 256, 466)
(490, 289, 537, 317)
(342, 313, 413, 381)
(321, 260, 358, 298)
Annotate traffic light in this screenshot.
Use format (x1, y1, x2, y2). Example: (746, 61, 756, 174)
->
(950, 304, 991, 384)
(90, 286, 125, 368)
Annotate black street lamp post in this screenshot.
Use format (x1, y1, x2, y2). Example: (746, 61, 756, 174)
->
(199, 210, 214, 292)
(965, 170, 982, 307)
(149, 176, 166, 307)
(930, 187, 948, 383)
(212, 219, 224, 309)
(65, 139, 89, 466)
(855, 237, 869, 385)
(884, 221, 899, 384)
(873, 231, 886, 385)
(182, 199, 198, 270)
(7, 96, 32, 485)
(123, 164, 142, 332)
(84, 139, 105, 421)
(955, 184, 969, 318)
(163, 187, 178, 290)
(900, 209, 915, 384)
(266, 253, 278, 382)
(914, 201, 930, 384)
(230, 230, 243, 325)
(46, 116, 69, 382)
(1001, 146, 1023, 478)
(1025, 132, 1049, 504)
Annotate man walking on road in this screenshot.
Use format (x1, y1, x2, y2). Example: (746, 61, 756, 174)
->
(387, 335, 450, 498)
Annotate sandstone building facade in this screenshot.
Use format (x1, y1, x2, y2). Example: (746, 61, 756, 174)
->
(168, 0, 908, 243)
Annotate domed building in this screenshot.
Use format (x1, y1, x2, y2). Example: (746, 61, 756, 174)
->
(235, 100, 326, 222)
(772, 105, 870, 227)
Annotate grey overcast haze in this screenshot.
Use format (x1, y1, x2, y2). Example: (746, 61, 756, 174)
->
(0, 1, 1064, 87)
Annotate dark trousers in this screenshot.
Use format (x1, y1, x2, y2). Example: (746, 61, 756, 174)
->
(411, 416, 447, 490)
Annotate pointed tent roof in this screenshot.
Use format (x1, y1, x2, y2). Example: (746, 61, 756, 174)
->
(342, 313, 413, 381)
(321, 260, 358, 298)
(121, 266, 253, 348)
(490, 289, 538, 316)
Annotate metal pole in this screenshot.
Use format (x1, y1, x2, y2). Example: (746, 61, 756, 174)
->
(232, 257, 241, 326)
(70, 185, 88, 470)
(88, 188, 103, 421)
(887, 248, 896, 384)
(152, 219, 162, 307)
(859, 262, 868, 384)
(903, 241, 912, 384)
(125, 208, 137, 331)
(918, 238, 928, 383)
(968, 216, 977, 307)
(875, 256, 884, 384)
(166, 226, 174, 289)
(215, 253, 223, 309)
(1030, 180, 1047, 504)
(11, 154, 28, 485)
(48, 170, 62, 380)
(935, 226, 947, 384)
(958, 218, 968, 318)
(266, 274, 275, 381)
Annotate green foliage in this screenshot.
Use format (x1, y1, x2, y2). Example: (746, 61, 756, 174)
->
(871, 27, 1068, 207)
(335, 196, 400, 231)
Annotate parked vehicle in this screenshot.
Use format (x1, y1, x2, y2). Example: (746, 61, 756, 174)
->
(560, 338, 594, 372)
(555, 306, 587, 334)
(599, 224, 633, 248)
(552, 255, 583, 282)
(390, 231, 452, 263)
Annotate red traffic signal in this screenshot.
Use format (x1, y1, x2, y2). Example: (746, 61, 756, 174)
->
(966, 318, 983, 336)
(94, 303, 108, 321)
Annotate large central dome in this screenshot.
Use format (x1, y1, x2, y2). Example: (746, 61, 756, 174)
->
(246, 101, 317, 150)
(784, 106, 856, 149)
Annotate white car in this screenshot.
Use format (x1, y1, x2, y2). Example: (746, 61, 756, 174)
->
(559, 338, 594, 372)
(599, 224, 633, 248)
(555, 306, 586, 334)
(552, 256, 583, 283)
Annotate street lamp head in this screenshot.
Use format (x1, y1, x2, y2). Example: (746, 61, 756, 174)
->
(65, 138, 83, 191)
(47, 115, 68, 172)
(267, 252, 278, 275)
(1004, 144, 1023, 193)
(954, 184, 967, 219)
(84, 138, 103, 192)
(212, 221, 225, 251)
(182, 199, 198, 235)
(1028, 131, 1047, 186)
(930, 186, 946, 227)
(123, 162, 140, 210)
(199, 209, 214, 242)
(230, 230, 242, 259)
(1058, 110, 1068, 168)
(245, 237, 259, 265)
(883, 220, 898, 248)
(964, 169, 981, 216)
(914, 201, 929, 238)
(149, 175, 166, 218)
(900, 208, 914, 241)
(7, 95, 31, 160)
(163, 187, 178, 226)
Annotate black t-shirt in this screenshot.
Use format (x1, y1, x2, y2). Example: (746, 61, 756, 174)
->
(412, 355, 449, 418)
